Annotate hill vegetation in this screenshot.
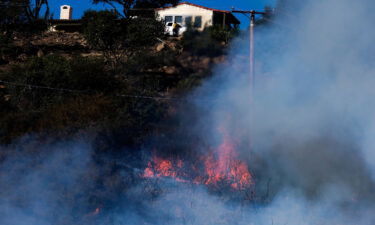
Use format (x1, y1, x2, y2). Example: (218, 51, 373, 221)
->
(0, 2, 240, 146)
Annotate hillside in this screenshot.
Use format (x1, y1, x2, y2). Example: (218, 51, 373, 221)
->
(0, 24, 234, 145)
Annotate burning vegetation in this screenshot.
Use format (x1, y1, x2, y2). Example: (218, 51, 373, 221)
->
(143, 128, 253, 190)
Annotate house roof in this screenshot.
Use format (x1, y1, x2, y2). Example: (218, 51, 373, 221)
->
(155, 2, 231, 13)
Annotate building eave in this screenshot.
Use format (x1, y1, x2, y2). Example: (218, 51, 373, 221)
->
(155, 2, 230, 13)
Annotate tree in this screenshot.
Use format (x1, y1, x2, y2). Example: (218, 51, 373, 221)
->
(0, 0, 50, 33)
(92, 0, 179, 18)
(24, 0, 51, 22)
(82, 10, 126, 66)
(82, 10, 164, 67)
(125, 17, 164, 50)
(0, 0, 27, 32)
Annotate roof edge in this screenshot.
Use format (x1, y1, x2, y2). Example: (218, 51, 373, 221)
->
(155, 2, 231, 13)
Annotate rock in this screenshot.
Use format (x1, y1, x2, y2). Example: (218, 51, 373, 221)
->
(37, 49, 44, 57)
(212, 55, 226, 64)
(163, 66, 179, 75)
(156, 42, 165, 52)
(4, 95, 11, 101)
(199, 57, 211, 68)
(17, 53, 28, 61)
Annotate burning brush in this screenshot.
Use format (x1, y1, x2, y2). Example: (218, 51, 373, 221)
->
(142, 128, 253, 191)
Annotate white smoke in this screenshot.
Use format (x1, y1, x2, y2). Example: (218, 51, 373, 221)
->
(165, 0, 375, 223)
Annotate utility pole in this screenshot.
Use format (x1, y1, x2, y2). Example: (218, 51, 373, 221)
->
(232, 10, 267, 98)
(232, 10, 267, 152)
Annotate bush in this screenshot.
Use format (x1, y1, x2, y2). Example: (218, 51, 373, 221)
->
(181, 27, 224, 57)
(0, 54, 169, 145)
(208, 25, 239, 44)
(181, 25, 239, 57)
(125, 17, 164, 50)
(0, 1, 49, 34)
(2, 55, 117, 110)
(82, 10, 126, 66)
(82, 10, 165, 67)
(0, 34, 13, 64)
(82, 10, 123, 51)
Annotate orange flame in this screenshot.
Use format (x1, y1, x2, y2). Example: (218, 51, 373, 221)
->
(143, 129, 253, 190)
(203, 129, 252, 190)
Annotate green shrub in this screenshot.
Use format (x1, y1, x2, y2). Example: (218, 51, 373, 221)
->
(0, 34, 12, 64)
(82, 10, 165, 67)
(82, 10, 124, 51)
(208, 25, 239, 44)
(181, 25, 239, 57)
(181, 27, 223, 57)
(3, 55, 117, 110)
(125, 17, 164, 50)
(0, 54, 170, 144)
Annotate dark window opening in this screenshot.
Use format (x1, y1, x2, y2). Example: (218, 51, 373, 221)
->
(175, 16, 183, 24)
(165, 16, 173, 23)
(194, 16, 202, 28)
(185, 16, 192, 26)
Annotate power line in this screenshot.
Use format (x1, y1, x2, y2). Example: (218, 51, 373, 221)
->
(0, 80, 204, 102)
(0, 80, 88, 94)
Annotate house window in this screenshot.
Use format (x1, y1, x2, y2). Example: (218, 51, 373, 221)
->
(165, 16, 173, 23)
(175, 16, 183, 24)
(185, 16, 193, 26)
(194, 16, 202, 28)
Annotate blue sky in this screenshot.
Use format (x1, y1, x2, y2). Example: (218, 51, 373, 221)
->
(49, 0, 276, 27)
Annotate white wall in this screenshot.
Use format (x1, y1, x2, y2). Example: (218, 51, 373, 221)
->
(60, 5, 72, 20)
(156, 4, 213, 31)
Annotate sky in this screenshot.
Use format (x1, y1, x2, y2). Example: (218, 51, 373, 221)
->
(48, 0, 277, 27)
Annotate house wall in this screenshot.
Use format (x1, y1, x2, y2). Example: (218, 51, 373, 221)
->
(156, 4, 213, 31)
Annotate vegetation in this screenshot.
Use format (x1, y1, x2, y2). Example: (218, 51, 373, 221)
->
(82, 10, 164, 67)
(181, 25, 239, 57)
(0, 0, 51, 64)
(0, 0, 50, 33)
(81, 10, 127, 66)
(0, 54, 170, 145)
(0, 8, 242, 144)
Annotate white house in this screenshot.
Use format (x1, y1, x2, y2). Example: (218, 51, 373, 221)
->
(155, 2, 240, 32)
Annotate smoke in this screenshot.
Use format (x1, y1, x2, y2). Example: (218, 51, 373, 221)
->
(182, 0, 375, 223)
(0, 139, 93, 225)
(2, 0, 375, 224)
